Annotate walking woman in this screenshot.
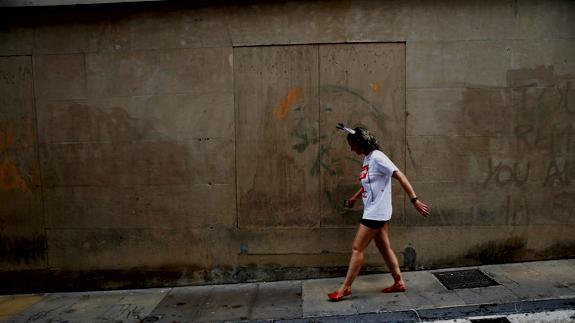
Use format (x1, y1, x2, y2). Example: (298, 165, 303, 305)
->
(328, 124, 430, 301)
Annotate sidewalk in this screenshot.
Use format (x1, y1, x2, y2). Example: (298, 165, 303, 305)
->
(1, 259, 574, 322)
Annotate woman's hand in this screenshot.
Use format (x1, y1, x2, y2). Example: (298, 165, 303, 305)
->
(413, 199, 430, 217)
(344, 197, 357, 208)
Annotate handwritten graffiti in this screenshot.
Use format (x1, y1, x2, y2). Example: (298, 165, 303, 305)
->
(514, 81, 573, 116)
(483, 158, 530, 187)
(544, 159, 574, 187)
(515, 124, 574, 156)
(483, 158, 574, 188)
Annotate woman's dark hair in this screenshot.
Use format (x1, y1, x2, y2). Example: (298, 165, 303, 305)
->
(347, 127, 380, 151)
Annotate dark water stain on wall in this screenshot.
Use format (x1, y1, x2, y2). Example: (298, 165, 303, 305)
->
(464, 237, 528, 265)
(541, 240, 575, 259)
(0, 235, 47, 264)
(401, 246, 417, 270)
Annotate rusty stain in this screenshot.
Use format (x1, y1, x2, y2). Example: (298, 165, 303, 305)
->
(0, 123, 15, 151)
(370, 82, 381, 92)
(273, 87, 302, 119)
(0, 158, 28, 192)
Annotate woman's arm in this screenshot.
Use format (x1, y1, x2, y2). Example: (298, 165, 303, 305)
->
(345, 187, 364, 208)
(392, 170, 430, 217)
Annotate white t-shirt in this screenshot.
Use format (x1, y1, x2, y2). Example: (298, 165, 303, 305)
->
(360, 150, 399, 221)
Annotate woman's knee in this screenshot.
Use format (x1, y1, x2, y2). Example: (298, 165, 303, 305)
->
(351, 244, 364, 254)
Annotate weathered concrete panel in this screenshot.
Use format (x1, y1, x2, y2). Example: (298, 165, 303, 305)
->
(514, 0, 575, 40)
(34, 54, 87, 100)
(130, 6, 231, 50)
(406, 136, 495, 184)
(47, 227, 236, 270)
(318, 43, 406, 226)
(406, 41, 466, 89)
(345, 0, 412, 42)
(0, 27, 33, 56)
(510, 40, 575, 79)
(86, 47, 232, 97)
(186, 138, 235, 185)
(227, 1, 347, 46)
(404, 181, 575, 228)
(45, 184, 235, 230)
(40, 141, 188, 187)
(406, 0, 517, 42)
(0, 56, 45, 270)
(37, 94, 234, 146)
(41, 140, 232, 186)
(235, 45, 320, 228)
(407, 41, 512, 89)
(34, 21, 101, 55)
(407, 88, 513, 137)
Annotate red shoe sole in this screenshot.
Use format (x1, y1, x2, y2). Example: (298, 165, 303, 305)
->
(382, 285, 406, 293)
(327, 290, 352, 301)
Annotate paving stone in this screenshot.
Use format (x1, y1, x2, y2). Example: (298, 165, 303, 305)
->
(5, 260, 575, 322)
(94, 288, 171, 322)
(405, 289, 467, 310)
(454, 285, 519, 305)
(523, 260, 575, 286)
(0, 295, 44, 322)
(302, 276, 357, 317)
(399, 271, 466, 309)
(480, 262, 575, 300)
(9, 291, 123, 322)
(142, 285, 213, 322)
(250, 281, 302, 320)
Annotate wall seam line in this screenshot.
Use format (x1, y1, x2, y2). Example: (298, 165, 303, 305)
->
(232, 47, 239, 230)
(30, 53, 49, 269)
(403, 42, 408, 226)
(317, 44, 322, 228)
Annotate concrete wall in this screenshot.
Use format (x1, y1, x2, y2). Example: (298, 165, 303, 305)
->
(0, 0, 573, 293)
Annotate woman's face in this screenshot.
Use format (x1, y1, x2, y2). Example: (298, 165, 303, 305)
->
(347, 138, 364, 155)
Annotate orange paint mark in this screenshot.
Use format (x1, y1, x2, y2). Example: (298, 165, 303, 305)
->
(273, 87, 303, 119)
(0, 158, 28, 192)
(371, 82, 381, 92)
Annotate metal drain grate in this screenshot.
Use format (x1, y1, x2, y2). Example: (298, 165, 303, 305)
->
(433, 269, 500, 290)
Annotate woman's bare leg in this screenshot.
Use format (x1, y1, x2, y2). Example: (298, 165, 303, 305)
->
(335, 224, 377, 296)
(374, 222, 405, 292)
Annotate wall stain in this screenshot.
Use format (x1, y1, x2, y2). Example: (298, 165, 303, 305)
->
(507, 66, 558, 87)
(464, 237, 527, 265)
(0, 117, 42, 192)
(273, 87, 302, 119)
(0, 122, 15, 151)
(401, 246, 417, 271)
(0, 158, 28, 192)
(0, 235, 47, 264)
